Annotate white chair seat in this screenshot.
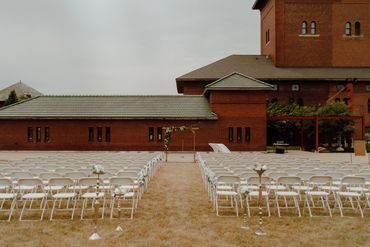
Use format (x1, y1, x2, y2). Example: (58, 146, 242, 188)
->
(123, 192, 135, 198)
(292, 185, 312, 191)
(348, 187, 369, 193)
(249, 191, 268, 196)
(217, 185, 233, 190)
(337, 191, 361, 197)
(15, 185, 35, 191)
(22, 192, 47, 199)
(267, 185, 286, 190)
(276, 191, 299, 196)
(0, 193, 17, 199)
(240, 185, 258, 191)
(306, 191, 329, 196)
(44, 185, 64, 191)
(52, 192, 76, 199)
(82, 192, 105, 198)
(120, 185, 138, 190)
(318, 186, 340, 191)
(217, 190, 238, 196)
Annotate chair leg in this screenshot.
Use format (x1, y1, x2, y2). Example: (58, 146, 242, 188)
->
(131, 197, 135, 219)
(276, 196, 281, 217)
(71, 197, 77, 220)
(265, 196, 271, 217)
(325, 196, 332, 217)
(19, 200, 27, 221)
(110, 197, 116, 219)
(50, 199, 57, 221)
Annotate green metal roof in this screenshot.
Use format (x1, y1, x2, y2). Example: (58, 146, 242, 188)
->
(204, 72, 274, 92)
(176, 55, 370, 93)
(0, 95, 218, 120)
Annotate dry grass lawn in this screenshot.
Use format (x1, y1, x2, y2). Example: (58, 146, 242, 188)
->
(0, 160, 370, 247)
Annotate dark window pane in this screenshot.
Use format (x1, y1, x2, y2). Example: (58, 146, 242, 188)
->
(228, 127, 234, 143)
(245, 127, 251, 143)
(367, 99, 370, 113)
(157, 127, 163, 142)
(106, 127, 111, 142)
(27, 127, 33, 142)
(355, 21, 361, 36)
(89, 127, 94, 143)
(237, 127, 242, 144)
(149, 127, 154, 142)
(44, 127, 50, 142)
(36, 127, 41, 142)
(97, 127, 103, 142)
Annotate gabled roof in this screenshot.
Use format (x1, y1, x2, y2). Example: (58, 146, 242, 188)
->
(0, 81, 42, 101)
(0, 95, 217, 120)
(176, 55, 370, 93)
(204, 72, 273, 93)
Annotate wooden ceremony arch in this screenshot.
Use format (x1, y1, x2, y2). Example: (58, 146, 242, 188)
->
(163, 126, 199, 163)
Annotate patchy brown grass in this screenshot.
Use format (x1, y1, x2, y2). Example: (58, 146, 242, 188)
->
(0, 162, 370, 247)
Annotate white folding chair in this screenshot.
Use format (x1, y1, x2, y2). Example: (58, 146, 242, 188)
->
(304, 176, 332, 217)
(110, 177, 137, 219)
(275, 176, 302, 217)
(243, 176, 271, 217)
(336, 176, 367, 218)
(79, 177, 105, 220)
(18, 178, 48, 221)
(214, 175, 241, 216)
(0, 178, 17, 221)
(48, 178, 77, 220)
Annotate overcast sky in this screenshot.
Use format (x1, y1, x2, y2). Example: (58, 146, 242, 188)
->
(0, 0, 260, 95)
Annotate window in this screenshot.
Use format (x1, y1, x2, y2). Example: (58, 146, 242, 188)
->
(265, 29, 270, 44)
(97, 127, 103, 142)
(105, 127, 111, 142)
(336, 84, 345, 91)
(345, 22, 351, 36)
(245, 127, 251, 143)
(36, 127, 41, 142)
(44, 127, 50, 142)
(157, 127, 163, 142)
(149, 127, 154, 142)
(355, 22, 361, 36)
(88, 127, 94, 143)
(228, 127, 234, 143)
(236, 127, 242, 144)
(297, 98, 304, 106)
(368, 99, 370, 113)
(271, 84, 278, 91)
(366, 85, 370, 92)
(310, 21, 317, 35)
(291, 84, 300, 91)
(301, 21, 307, 34)
(27, 127, 33, 142)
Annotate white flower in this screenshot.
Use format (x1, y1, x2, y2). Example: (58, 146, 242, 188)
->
(92, 164, 105, 174)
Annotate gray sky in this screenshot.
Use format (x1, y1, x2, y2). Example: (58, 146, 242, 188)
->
(0, 0, 260, 95)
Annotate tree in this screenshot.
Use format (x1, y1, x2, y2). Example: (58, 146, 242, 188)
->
(4, 90, 18, 106)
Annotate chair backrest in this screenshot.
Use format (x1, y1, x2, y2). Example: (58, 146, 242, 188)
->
(65, 171, 87, 180)
(247, 176, 271, 185)
(324, 172, 345, 180)
(78, 177, 104, 187)
(116, 171, 138, 178)
(28, 168, 48, 175)
(359, 169, 370, 174)
(341, 176, 365, 185)
(309, 175, 332, 185)
(49, 177, 75, 187)
(18, 178, 44, 187)
(277, 176, 301, 185)
(0, 178, 13, 189)
(268, 172, 288, 181)
(110, 177, 135, 186)
(296, 172, 315, 181)
(217, 175, 240, 184)
(39, 172, 62, 179)
(10, 171, 33, 179)
(239, 172, 257, 180)
(55, 168, 75, 174)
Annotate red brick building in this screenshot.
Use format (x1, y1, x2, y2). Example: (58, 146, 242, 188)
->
(0, 0, 369, 151)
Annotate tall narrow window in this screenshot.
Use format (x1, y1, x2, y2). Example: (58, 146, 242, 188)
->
(44, 127, 50, 142)
(345, 22, 351, 36)
(27, 127, 33, 142)
(157, 127, 163, 142)
(301, 21, 307, 34)
(105, 127, 111, 142)
(310, 21, 317, 35)
(355, 22, 361, 36)
(245, 127, 251, 143)
(36, 127, 41, 142)
(236, 127, 242, 144)
(97, 127, 103, 142)
(292, 84, 300, 91)
(368, 99, 370, 113)
(265, 29, 270, 44)
(88, 127, 94, 143)
(228, 127, 234, 143)
(149, 127, 154, 142)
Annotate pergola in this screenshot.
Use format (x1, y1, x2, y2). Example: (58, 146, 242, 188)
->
(267, 115, 365, 151)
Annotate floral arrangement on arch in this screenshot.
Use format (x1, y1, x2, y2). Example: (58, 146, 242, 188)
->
(163, 126, 191, 151)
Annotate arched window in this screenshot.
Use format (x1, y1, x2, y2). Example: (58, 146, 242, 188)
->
(301, 21, 307, 35)
(345, 22, 351, 36)
(355, 22, 361, 36)
(310, 21, 317, 35)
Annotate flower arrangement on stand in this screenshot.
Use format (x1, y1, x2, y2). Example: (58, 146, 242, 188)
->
(253, 163, 268, 236)
(89, 164, 105, 241)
